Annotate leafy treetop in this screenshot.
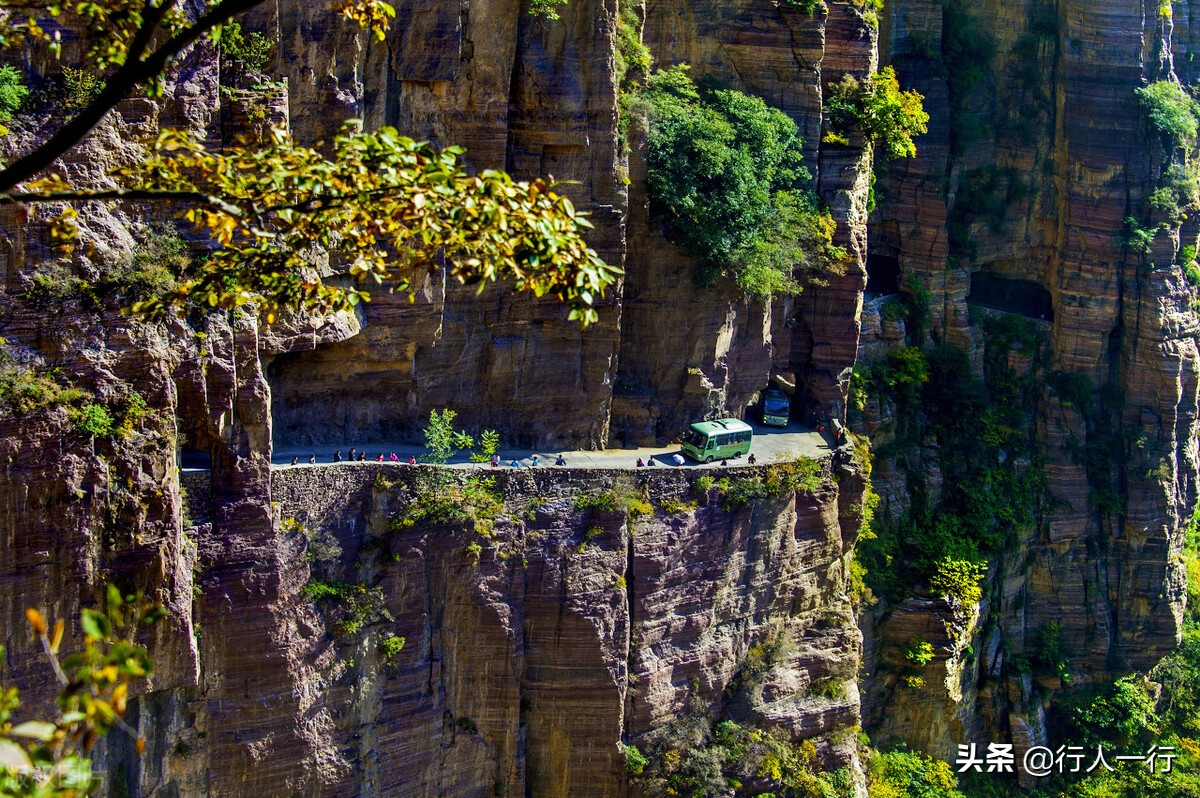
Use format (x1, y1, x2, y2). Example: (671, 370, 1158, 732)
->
(644, 65, 845, 300)
(825, 66, 929, 160)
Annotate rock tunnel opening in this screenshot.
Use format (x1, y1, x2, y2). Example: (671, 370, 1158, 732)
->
(967, 273, 1054, 320)
(178, 448, 211, 470)
(265, 347, 422, 448)
(866, 253, 901, 295)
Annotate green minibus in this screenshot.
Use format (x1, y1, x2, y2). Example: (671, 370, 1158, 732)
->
(681, 418, 753, 463)
(761, 388, 790, 427)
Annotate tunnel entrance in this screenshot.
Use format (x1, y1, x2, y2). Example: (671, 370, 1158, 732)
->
(178, 448, 211, 470)
(967, 273, 1054, 320)
(866, 254, 901, 295)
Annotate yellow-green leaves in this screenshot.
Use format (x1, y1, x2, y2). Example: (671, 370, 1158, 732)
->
(117, 125, 619, 326)
(332, 0, 396, 40)
(0, 590, 162, 796)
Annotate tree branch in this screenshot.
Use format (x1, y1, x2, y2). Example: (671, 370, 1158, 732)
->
(124, 0, 177, 69)
(0, 0, 268, 192)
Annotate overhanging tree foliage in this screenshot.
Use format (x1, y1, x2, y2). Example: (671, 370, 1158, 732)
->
(0, 0, 618, 325)
(0, 588, 163, 797)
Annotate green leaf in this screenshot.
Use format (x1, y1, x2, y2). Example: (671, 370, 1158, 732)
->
(9, 721, 57, 741)
(80, 609, 110, 641)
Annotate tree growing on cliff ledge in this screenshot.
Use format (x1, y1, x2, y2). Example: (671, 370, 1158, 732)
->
(0, 0, 618, 325)
(824, 66, 929, 160)
(644, 65, 847, 300)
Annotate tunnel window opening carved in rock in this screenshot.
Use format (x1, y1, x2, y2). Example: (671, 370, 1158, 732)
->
(866, 253, 901, 295)
(966, 272, 1054, 321)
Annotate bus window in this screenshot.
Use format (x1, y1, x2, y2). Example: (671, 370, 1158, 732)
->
(707, 440, 714, 449)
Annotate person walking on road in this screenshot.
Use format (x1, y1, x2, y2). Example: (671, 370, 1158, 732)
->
(555, 454, 566, 466)
(309, 453, 316, 464)
(334, 450, 342, 462)
(531, 455, 540, 467)
(636, 458, 645, 468)
(290, 456, 298, 466)
(672, 453, 685, 466)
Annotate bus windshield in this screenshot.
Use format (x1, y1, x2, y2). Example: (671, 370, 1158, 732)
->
(682, 427, 706, 448)
(764, 397, 789, 414)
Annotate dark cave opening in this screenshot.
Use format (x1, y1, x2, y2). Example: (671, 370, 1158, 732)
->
(967, 272, 1054, 320)
(866, 253, 901, 295)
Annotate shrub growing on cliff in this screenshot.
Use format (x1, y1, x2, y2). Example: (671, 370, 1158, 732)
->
(379, 634, 406, 664)
(645, 65, 846, 300)
(25, 224, 192, 311)
(711, 458, 824, 509)
(779, 0, 825, 17)
(824, 67, 930, 160)
(632, 707, 845, 797)
(574, 479, 652, 519)
(301, 580, 394, 636)
(389, 471, 504, 534)
(620, 743, 649, 775)
(866, 748, 964, 798)
(1137, 80, 1200, 150)
(70, 404, 115, 438)
(928, 557, 985, 605)
(0, 343, 88, 417)
(0, 65, 28, 136)
(902, 636, 935, 666)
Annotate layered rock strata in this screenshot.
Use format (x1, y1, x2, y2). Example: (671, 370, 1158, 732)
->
(861, 0, 1200, 763)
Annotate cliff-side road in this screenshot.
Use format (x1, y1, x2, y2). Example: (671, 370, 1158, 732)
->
(266, 421, 837, 470)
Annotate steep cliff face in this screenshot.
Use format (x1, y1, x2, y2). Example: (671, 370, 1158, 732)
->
(261, 0, 627, 450)
(239, 461, 864, 796)
(2, 452, 863, 797)
(8, 0, 1195, 789)
(259, 0, 874, 450)
(0, 4, 876, 795)
(614, 0, 873, 443)
(862, 0, 1200, 763)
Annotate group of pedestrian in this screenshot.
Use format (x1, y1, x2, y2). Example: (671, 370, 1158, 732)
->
(496, 453, 569, 468)
(289, 449, 415, 465)
(331, 449, 373, 463)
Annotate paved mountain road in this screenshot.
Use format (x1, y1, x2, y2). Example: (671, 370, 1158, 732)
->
(268, 421, 838, 471)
